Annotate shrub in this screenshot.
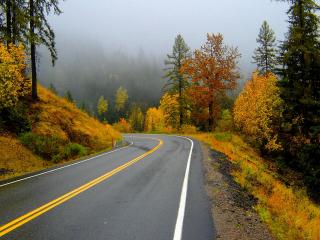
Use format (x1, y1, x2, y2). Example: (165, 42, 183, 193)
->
(180, 124, 197, 134)
(113, 118, 132, 133)
(62, 143, 87, 159)
(19, 132, 64, 160)
(214, 132, 232, 142)
(0, 103, 31, 134)
(216, 109, 233, 132)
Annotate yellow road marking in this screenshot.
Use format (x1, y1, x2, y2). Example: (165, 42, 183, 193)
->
(0, 138, 163, 238)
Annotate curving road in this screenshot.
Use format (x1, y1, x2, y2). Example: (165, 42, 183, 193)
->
(0, 134, 215, 240)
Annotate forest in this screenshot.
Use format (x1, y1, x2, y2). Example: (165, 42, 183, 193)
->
(0, 0, 320, 239)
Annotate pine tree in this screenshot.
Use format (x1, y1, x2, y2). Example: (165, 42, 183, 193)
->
(65, 90, 74, 103)
(0, 1, 62, 100)
(28, 0, 62, 100)
(278, 0, 320, 193)
(164, 34, 190, 129)
(0, 0, 27, 44)
(252, 21, 278, 74)
(48, 82, 57, 94)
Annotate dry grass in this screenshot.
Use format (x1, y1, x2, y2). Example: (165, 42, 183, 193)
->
(30, 86, 121, 151)
(0, 134, 53, 180)
(0, 86, 121, 180)
(191, 132, 320, 240)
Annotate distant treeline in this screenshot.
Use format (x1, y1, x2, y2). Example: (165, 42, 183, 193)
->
(39, 42, 164, 123)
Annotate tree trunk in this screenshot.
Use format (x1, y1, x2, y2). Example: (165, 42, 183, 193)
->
(208, 101, 214, 132)
(179, 76, 183, 129)
(6, 0, 12, 45)
(30, 0, 37, 100)
(12, 0, 17, 44)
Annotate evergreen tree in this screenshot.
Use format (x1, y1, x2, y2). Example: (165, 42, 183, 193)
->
(164, 34, 190, 129)
(28, 0, 62, 100)
(48, 82, 57, 94)
(65, 90, 74, 103)
(252, 21, 278, 74)
(0, 0, 27, 44)
(0, 1, 62, 100)
(278, 0, 320, 193)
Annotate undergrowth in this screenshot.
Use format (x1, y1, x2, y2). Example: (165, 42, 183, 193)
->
(191, 132, 320, 240)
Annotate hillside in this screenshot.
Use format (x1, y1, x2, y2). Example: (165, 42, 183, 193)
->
(0, 86, 121, 181)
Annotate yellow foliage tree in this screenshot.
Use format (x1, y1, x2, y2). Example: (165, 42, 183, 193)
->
(97, 96, 108, 120)
(159, 93, 180, 129)
(144, 107, 165, 132)
(233, 72, 283, 151)
(0, 43, 30, 109)
(115, 86, 128, 111)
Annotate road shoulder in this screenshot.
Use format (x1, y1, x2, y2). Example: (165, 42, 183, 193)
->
(200, 142, 274, 240)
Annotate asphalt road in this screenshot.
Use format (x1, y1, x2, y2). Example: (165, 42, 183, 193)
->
(0, 134, 215, 240)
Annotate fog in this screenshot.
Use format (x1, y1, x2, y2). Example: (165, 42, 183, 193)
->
(39, 0, 289, 119)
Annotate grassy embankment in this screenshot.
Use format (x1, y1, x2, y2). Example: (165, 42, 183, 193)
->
(0, 86, 121, 181)
(190, 132, 320, 240)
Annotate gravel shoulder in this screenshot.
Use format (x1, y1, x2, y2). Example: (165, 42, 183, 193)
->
(200, 142, 274, 240)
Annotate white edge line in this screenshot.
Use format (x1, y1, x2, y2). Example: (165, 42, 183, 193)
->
(0, 141, 134, 188)
(173, 136, 194, 240)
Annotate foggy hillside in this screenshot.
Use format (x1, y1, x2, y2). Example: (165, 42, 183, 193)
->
(39, 37, 164, 122)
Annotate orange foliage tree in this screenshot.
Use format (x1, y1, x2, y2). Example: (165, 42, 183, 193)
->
(233, 72, 283, 151)
(181, 33, 240, 130)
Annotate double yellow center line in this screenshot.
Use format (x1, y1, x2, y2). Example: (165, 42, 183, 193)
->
(0, 138, 163, 238)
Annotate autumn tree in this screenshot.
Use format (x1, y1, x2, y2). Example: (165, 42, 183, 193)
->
(164, 34, 190, 128)
(115, 86, 128, 112)
(252, 21, 278, 74)
(234, 72, 283, 151)
(129, 104, 144, 132)
(0, 42, 30, 109)
(159, 93, 180, 129)
(181, 33, 240, 131)
(97, 96, 108, 121)
(144, 107, 165, 132)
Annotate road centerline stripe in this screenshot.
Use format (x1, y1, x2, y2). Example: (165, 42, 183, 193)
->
(0, 137, 163, 238)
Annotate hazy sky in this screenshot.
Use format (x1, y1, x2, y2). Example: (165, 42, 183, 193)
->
(48, 0, 290, 76)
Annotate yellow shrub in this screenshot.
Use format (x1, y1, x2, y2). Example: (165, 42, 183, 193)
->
(113, 118, 132, 133)
(180, 124, 197, 134)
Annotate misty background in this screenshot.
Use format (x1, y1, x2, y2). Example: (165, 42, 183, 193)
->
(38, 0, 289, 122)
